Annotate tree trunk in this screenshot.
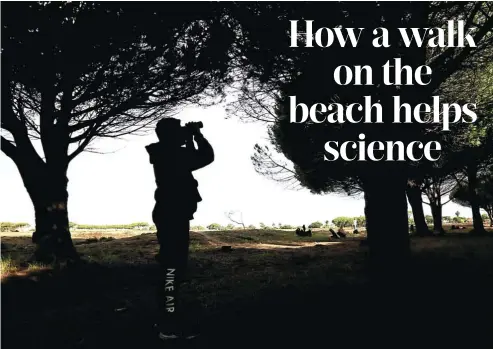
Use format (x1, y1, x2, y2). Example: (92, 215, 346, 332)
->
(430, 201, 445, 235)
(485, 208, 493, 227)
(363, 174, 410, 285)
(406, 183, 432, 236)
(466, 163, 486, 235)
(20, 163, 79, 264)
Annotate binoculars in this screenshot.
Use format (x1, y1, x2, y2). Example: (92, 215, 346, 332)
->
(184, 121, 203, 131)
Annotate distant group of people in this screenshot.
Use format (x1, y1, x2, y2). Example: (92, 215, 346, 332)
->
(295, 225, 312, 237)
(294, 224, 361, 239)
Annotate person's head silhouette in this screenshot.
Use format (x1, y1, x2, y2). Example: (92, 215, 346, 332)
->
(156, 118, 186, 146)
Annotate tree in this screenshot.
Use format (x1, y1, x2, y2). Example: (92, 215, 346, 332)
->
(406, 178, 432, 236)
(354, 216, 366, 227)
(191, 225, 205, 231)
(207, 223, 223, 231)
(438, 57, 493, 234)
(455, 211, 461, 218)
(421, 170, 463, 235)
(280, 224, 294, 229)
(233, 2, 493, 280)
(0, 222, 31, 232)
(225, 211, 246, 229)
(425, 215, 434, 225)
(308, 221, 323, 229)
(450, 167, 493, 227)
(452, 216, 467, 224)
(1, 2, 234, 262)
(225, 224, 235, 230)
(481, 213, 489, 222)
(332, 217, 353, 228)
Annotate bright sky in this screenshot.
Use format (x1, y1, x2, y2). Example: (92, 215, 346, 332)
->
(0, 104, 469, 228)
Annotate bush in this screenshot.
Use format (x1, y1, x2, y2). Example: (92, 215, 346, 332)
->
(279, 224, 294, 229)
(308, 221, 323, 229)
(207, 223, 223, 230)
(73, 223, 150, 230)
(452, 216, 467, 223)
(247, 224, 257, 229)
(190, 225, 205, 231)
(332, 217, 353, 228)
(225, 224, 235, 230)
(354, 216, 366, 227)
(128, 222, 150, 229)
(0, 222, 30, 232)
(99, 237, 115, 242)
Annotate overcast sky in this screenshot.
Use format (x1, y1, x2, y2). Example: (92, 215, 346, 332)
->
(0, 103, 470, 227)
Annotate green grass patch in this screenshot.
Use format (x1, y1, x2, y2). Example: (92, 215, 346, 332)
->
(1, 256, 18, 275)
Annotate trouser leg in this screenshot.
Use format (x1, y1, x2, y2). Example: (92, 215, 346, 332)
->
(155, 218, 190, 326)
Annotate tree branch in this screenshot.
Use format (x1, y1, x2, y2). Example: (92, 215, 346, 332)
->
(0, 136, 18, 160)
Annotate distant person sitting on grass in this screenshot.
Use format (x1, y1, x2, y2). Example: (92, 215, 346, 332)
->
(329, 228, 339, 239)
(146, 117, 214, 340)
(296, 225, 312, 237)
(337, 227, 347, 238)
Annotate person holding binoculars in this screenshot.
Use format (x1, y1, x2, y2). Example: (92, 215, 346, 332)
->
(145, 117, 214, 340)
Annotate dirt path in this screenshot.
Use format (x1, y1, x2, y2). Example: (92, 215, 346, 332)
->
(193, 230, 223, 245)
(241, 241, 342, 249)
(192, 231, 342, 249)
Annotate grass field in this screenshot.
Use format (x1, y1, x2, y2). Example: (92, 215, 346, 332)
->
(2, 228, 493, 348)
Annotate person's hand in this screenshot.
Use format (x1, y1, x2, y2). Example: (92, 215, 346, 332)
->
(185, 122, 203, 136)
(193, 129, 204, 140)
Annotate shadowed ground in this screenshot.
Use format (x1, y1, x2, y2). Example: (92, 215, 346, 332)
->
(2, 229, 493, 348)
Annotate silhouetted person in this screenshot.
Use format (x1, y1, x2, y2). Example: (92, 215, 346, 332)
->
(337, 227, 347, 238)
(295, 225, 312, 237)
(329, 228, 340, 239)
(146, 117, 214, 340)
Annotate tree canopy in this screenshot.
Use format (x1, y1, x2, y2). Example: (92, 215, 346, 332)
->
(450, 166, 493, 225)
(1, 2, 236, 262)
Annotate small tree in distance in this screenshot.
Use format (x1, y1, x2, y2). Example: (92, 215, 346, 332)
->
(280, 224, 294, 229)
(207, 223, 223, 231)
(308, 221, 323, 229)
(450, 169, 493, 228)
(481, 213, 489, 223)
(225, 211, 246, 229)
(332, 217, 353, 228)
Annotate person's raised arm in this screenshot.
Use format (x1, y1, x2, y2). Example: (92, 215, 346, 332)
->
(188, 130, 214, 171)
